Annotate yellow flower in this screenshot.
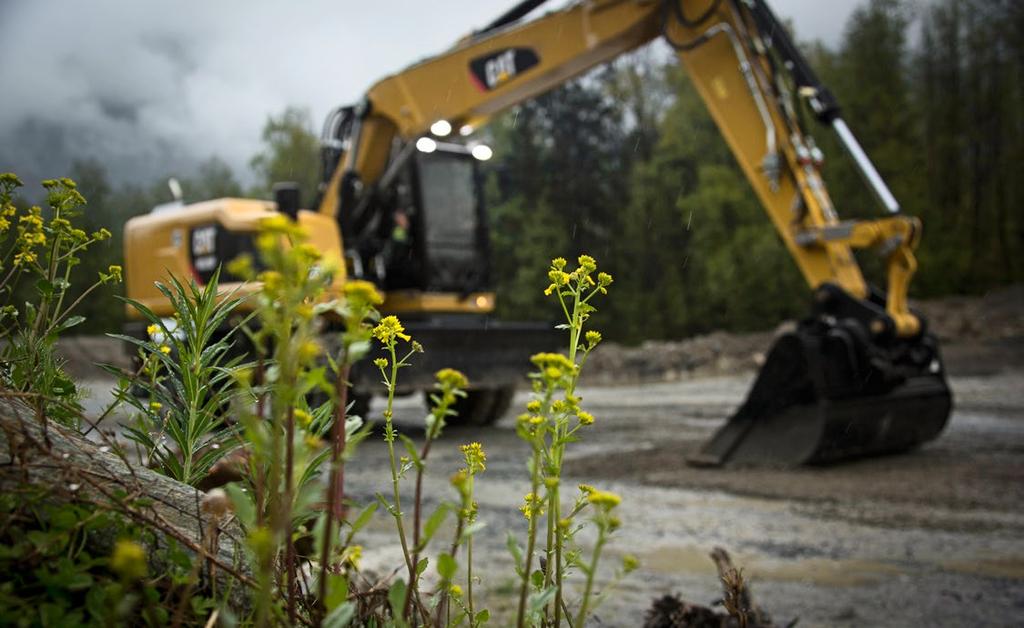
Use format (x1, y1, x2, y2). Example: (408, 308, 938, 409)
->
(622, 554, 640, 573)
(12, 250, 36, 266)
(578, 484, 595, 495)
(586, 489, 621, 509)
(159, 345, 171, 355)
(344, 545, 362, 569)
(295, 408, 313, 427)
(551, 257, 567, 270)
(296, 242, 321, 260)
(372, 315, 411, 344)
(297, 340, 321, 362)
(110, 539, 147, 580)
(93, 228, 112, 241)
(526, 400, 542, 414)
(107, 265, 123, 282)
(149, 401, 162, 411)
(304, 435, 323, 449)
(461, 442, 486, 474)
(435, 368, 468, 390)
(530, 352, 574, 371)
(520, 492, 545, 521)
(226, 254, 254, 279)
(450, 584, 463, 597)
(585, 330, 602, 348)
(578, 411, 594, 426)
(577, 254, 597, 273)
(146, 324, 159, 337)
(343, 279, 384, 306)
(259, 270, 282, 292)
(373, 357, 388, 369)
(260, 214, 292, 233)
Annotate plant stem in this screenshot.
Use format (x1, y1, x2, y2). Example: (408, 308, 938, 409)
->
(406, 433, 435, 619)
(383, 344, 416, 617)
(284, 405, 297, 624)
(574, 526, 606, 627)
(318, 361, 352, 617)
(516, 441, 543, 628)
(551, 283, 583, 625)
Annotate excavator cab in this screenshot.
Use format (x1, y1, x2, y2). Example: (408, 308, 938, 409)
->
(367, 145, 491, 296)
(330, 135, 555, 423)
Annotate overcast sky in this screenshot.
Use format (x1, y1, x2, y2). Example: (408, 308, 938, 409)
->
(0, 0, 865, 190)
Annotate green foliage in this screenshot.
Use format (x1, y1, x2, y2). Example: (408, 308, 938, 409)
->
(0, 492, 206, 627)
(0, 174, 121, 427)
(117, 269, 247, 486)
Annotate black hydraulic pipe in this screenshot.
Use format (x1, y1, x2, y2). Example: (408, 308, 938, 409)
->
(478, 0, 550, 35)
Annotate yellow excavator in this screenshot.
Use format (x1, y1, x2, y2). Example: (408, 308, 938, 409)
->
(123, 0, 952, 465)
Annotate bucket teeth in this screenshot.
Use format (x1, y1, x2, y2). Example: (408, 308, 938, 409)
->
(689, 321, 952, 467)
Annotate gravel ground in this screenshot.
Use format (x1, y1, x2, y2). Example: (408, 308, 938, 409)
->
(335, 368, 1024, 627)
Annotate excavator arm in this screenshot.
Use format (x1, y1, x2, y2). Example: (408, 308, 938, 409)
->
(318, 0, 924, 337)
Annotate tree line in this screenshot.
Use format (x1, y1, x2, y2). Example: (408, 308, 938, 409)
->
(486, 0, 1023, 342)
(34, 0, 1022, 341)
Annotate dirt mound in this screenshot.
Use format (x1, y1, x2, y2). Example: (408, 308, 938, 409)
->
(915, 284, 1024, 342)
(584, 285, 1024, 384)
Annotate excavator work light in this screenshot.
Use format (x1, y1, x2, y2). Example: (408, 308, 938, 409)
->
(430, 120, 452, 136)
(415, 137, 438, 153)
(471, 144, 493, 161)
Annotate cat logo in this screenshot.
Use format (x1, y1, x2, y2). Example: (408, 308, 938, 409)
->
(468, 47, 540, 92)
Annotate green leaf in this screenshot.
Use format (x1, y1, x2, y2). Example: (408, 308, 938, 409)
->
(223, 483, 255, 529)
(460, 520, 487, 542)
(421, 503, 449, 546)
(348, 501, 377, 535)
(322, 602, 355, 628)
(529, 586, 557, 613)
(398, 434, 422, 470)
(325, 573, 349, 612)
(436, 552, 457, 581)
(416, 557, 429, 575)
(387, 579, 408, 622)
(36, 278, 54, 297)
(474, 609, 490, 625)
(506, 532, 523, 573)
(57, 315, 86, 332)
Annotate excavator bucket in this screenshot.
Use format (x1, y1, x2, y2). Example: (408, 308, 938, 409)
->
(689, 307, 952, 467)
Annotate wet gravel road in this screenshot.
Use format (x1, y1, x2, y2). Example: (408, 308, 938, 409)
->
(339, 371, 1024, 627)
